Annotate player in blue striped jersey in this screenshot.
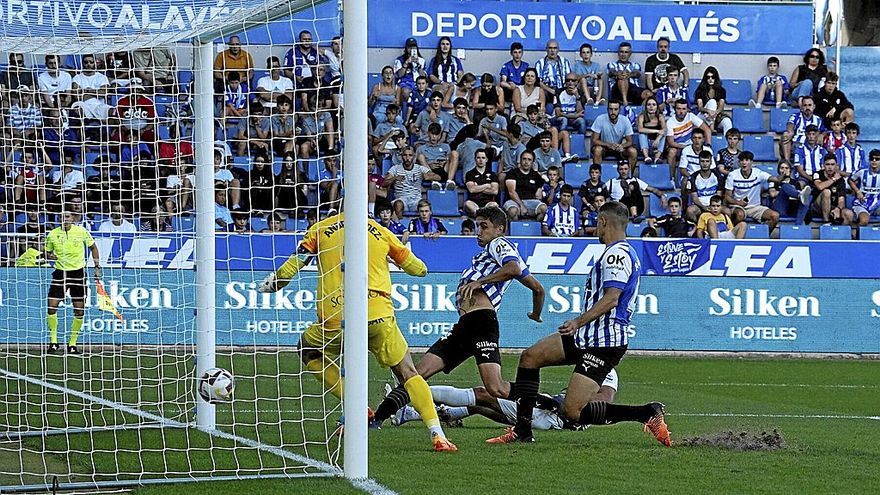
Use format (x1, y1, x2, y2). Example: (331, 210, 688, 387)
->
(850, 149, 880, 227)
(489, 201, 671, 446)
(372, 206, 545, 426)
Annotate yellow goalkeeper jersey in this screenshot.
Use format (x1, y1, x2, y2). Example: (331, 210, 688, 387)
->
(287, 213, 417, 327)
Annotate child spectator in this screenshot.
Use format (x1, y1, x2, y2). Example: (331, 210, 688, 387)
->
(404, 76, 430, 125)
(572, 43, 604, 105)
(223, 71, 248, 122)
(231, 211, 250, 233)
(655, 67, 687, 117)
(542, 184, 579, 237)
(541, 165, 563, 205)
(836, 122, 866, 176)
(696, 195, 745, 239)
(417, 123, 452, 187)
(318, 155, 343, 212)
(233, 102, 270, 156)
(808, 154, 852, 225)
(497, 122, 526, 182)
(649, 196, 694, 237)
(376, 203, 408, 242)
(687, 152, 726, 222)
(408, 199, 447, 239)
(8, 86, 42, 142)
(724, 151, 780, 232)
(577, 164, 609, 215)
(814, 72, 854, 128)
(460, 218, 476, 235)
(581, 193, 606, 237)
(751, 56, 789, 109)
(824, 117, 845, 155)
(715, 128, 742, 174)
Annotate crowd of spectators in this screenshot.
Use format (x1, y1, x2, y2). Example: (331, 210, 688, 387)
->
(1, 31, 879, 266)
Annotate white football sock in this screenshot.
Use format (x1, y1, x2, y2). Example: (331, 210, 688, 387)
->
(430, 385, 476, 406)
(443, 406, 470, 421)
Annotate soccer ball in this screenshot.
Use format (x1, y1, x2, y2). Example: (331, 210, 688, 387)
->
(197, 367, 235, 403)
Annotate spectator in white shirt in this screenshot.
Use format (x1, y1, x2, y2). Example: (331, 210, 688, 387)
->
(71, 53, 112, 121)
(37, 55, 72, 108)
(724, 150, 780, 232)
(256, 56, 294, 109)
(99, 204, 137, 233)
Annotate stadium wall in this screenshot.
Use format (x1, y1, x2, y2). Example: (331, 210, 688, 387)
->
(1, 235, 878, 354)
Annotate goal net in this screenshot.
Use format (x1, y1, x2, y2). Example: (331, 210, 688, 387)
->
(0, 0, 353, 490)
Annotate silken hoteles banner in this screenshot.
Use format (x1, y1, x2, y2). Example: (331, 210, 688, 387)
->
(366, 0, 813, 55)
(1, 268, 879, 353)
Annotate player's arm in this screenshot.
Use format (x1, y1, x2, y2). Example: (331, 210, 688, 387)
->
(459, 259, 523, 302)
(517, 273, 545, 322)
(386, 226, 428, 276)
(259, 242, 315, 292)
(558, 287, 622, 335)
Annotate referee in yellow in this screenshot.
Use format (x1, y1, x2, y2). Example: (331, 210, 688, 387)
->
(259, 212, 458, 452)
(45, 211, 101, 355)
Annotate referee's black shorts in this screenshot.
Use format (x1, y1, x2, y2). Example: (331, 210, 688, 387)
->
(48, 268, 87, 300)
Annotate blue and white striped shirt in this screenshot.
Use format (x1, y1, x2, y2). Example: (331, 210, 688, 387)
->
(787, 112, 824, 144)
(606, 60, 642, 87)
(543, 203, 578, 237)
(534, 56, 572, 91)
(853, 167, 880, 212)
(575, 241, 640, 348)
(794, 143, 827, 178)
(457, 236, 529, 311)
(835, 143, 865, 176)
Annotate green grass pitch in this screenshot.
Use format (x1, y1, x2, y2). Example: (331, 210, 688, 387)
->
(1, 351, 878, 494)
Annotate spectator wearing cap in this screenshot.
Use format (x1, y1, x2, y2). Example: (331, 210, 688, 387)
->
(213, 35, 255, 90)
(37, 55, 72, 109)
(591, 100, 638, 174)
(393, 37, 427, 95)
(8, 85, 42, 141)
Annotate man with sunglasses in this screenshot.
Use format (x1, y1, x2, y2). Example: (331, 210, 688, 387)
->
(0, 53, 34, 95)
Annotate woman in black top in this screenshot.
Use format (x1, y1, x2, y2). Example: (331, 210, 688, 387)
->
(471, 73, 506, 123)
(694, 66, 733, 136)
(789, 48, 828, 105)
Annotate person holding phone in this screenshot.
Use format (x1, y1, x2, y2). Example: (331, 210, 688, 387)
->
(393, 37, 427, 97)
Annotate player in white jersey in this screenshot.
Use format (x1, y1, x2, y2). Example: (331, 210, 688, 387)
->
(393, 369, 620, 431)
(850, 148, 880, 227)
(371, 205, 545, 426)
(488, 201, 671, 446)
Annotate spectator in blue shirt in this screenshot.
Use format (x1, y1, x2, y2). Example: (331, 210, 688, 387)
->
(284, 30, 320, 85)
(377, 204, 408, 242)
(499, 42, 529, 103)
(751, 56, 789, 109)
(408, 199, 448, 239)
(426, 36, 463, 93)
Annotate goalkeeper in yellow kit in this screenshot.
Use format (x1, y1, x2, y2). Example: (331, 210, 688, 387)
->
(259, 213, 457, 452)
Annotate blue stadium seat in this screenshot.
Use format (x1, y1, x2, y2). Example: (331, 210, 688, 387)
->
(155, 94, 175, 106)
(441, 217, 464, 234)
(157, 124, 172, 141)
(85, 151, 103, 166)
(367, 73, 382, 95)
(687, 79, 699, 102)
(859, 226, 880, 240)
(745, 135, 777, 162)
(564, 162, 590, 187)
(640, 164, 672, 190)
(770, 108, 794, 133)
(272, 158, 283, 176)
(569, 134, 586, 157)
(711, 134, 726, 152)
(601, 163, 617, 180)
(732, 108, 765, 133)
(156, 104, 168, 118)
(251, 70, 268, 86)
(584, 105, 607, 126)
(510, 221, 541, 236)
(819, 224, 852, 240)
(173, 216, 195, 232)
(625, 222, 645, 237)
(724, 79, 753, 105)
(250, 217, 268, 233)
(178, 70, 194, 86)
(427, 190, 460, 216)
(745, 223, 769, 239)
(303, 159, 321, 182)
(649, 194, 669, 217)
(779, 224, 812, 239)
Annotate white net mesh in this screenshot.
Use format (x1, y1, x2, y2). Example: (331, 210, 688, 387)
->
(0, 0, 347, 490)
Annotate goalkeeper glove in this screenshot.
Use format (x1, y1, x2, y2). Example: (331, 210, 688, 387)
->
(258, 273, 279, 293)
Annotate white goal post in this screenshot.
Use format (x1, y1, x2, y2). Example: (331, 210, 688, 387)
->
(0, 0, 369, 490)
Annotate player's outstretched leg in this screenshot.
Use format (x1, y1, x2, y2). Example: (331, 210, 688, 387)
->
(578, 400, 671, 446)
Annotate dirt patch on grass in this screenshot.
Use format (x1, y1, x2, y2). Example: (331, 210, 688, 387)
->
(678, 429, 785, 451)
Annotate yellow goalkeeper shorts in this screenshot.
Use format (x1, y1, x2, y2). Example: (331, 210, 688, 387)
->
(301, 293, 408, 368)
